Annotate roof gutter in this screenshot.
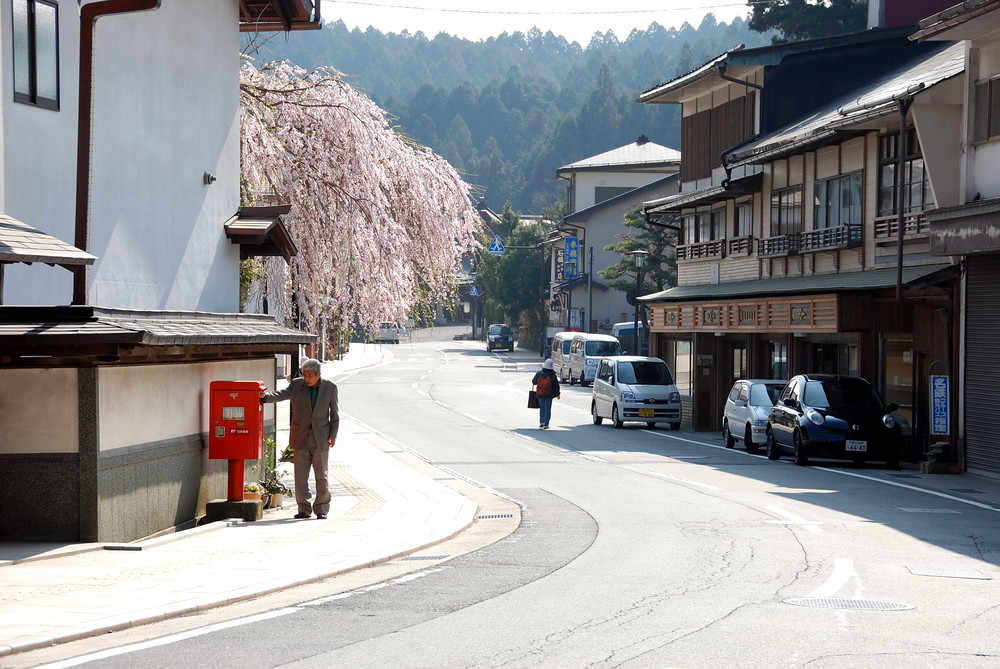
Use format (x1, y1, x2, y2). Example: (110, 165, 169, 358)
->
(74, 1, 161, 305)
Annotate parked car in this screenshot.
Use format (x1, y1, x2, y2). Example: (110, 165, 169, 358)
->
(376, 321, 401, 344)
(591, 356, 682, 430)
(486, 323, 514, 352)
(766, 374, 902, 468)
(569, 333, 622, 386)
(551, 332, 573, 381)
(722, 379, 787, 454)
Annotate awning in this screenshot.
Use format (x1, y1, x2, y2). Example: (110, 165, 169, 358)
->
(641, 264, 957, 303)
(0, 305, 314, 364)
(554, 274, 608, 291)
(723, 43, 964, 169)
(239, 0, 320, 32)
(0, 213, 95, 268)
(224, 205, 298, 263)
(644, 172, 763, 215)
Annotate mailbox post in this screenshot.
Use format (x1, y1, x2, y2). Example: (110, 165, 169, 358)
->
(209, 380, 266, 501)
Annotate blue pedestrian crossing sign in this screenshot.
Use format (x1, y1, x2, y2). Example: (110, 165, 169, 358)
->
(488, 235, 505, 255)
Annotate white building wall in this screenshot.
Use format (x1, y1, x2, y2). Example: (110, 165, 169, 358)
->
(1, 0, 81, 304)
(573, 171, 671, 212)
(89, 1, 241, 311)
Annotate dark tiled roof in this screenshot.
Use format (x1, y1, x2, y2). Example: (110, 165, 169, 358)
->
(0, 306, 313, 347)
(641, 264, 956, 302)
(0, 214, 95, 266)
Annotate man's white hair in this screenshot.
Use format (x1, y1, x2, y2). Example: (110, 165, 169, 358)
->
(300, 358, 321, 373)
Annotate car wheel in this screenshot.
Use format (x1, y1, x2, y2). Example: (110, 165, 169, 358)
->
(612, 404, 624, 429)
(885, 445, 901, 471)
(766, 429, 781, 460)
(580, 372, 589, 387)
(722, 421, 735, 449)
(745, 425, 760, 455)
(793, 431, 808, 466)
(569, 374, 575, 386)
(669, 421, 680, 431)
(591, 402, 603, 425)
(646, 421, 657, 428)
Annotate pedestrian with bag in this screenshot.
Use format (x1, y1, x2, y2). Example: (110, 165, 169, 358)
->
(531, 358, 561, 429)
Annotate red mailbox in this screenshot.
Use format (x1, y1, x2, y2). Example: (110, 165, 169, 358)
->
(209, 380, 266, 501)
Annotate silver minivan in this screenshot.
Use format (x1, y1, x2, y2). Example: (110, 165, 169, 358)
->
(568, 333, 622, 386)
(550, 332, 573, 382)
(591, 356, 682, 429)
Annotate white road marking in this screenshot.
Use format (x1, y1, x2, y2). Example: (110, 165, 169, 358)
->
(766, 506, 824, 534)
(807, 558, 855, 598)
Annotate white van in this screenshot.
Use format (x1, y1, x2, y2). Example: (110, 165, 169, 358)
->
(591, 356, 682, 430)
(568, 333, 622, 386)
(550, 332, 573, 382)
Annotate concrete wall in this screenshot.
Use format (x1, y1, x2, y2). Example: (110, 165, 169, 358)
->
(0, 357, 278, 542)
(87, 1, 241, 311)
(2, 1, 243, 311)
(0, 0, 81, 303)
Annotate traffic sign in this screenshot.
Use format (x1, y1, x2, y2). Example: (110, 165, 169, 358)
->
(488, 236, 505, 255)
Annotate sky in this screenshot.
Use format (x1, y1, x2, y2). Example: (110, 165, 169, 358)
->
(321, 0, 754, 45)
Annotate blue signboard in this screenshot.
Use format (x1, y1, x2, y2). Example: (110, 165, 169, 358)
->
(930, 374, 949, 435)
(564, 237, 579, 280)
(488, 236, 505, 255)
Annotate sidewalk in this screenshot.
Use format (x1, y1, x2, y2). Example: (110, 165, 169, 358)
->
(0, 343, 488, 657)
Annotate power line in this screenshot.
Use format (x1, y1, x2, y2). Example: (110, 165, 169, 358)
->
(324, 1, 769, 18)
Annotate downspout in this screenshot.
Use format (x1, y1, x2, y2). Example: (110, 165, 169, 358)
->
(73, 0, 161, 305)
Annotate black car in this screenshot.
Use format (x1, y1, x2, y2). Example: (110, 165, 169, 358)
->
(486, 323, 514, 352)
(766, 374, 902, 469)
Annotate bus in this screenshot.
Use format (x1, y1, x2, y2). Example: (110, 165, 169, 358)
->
(613, 321, 646, 356)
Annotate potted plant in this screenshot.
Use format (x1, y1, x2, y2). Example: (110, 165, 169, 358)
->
(243, 482, 264, 501)
(260, 477, 291, 508)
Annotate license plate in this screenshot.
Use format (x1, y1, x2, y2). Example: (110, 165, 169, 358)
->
(638, 408, 655, 418)
(846, 440, 867, 452)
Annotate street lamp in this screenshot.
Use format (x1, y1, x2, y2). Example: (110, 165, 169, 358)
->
(468, 270, 478, 340)
(629, 249, 649, 356)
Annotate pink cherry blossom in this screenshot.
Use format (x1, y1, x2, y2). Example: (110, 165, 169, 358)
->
(240, 59, 481, 334)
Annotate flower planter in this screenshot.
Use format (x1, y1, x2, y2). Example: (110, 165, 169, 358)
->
(243, 491, 263, 501)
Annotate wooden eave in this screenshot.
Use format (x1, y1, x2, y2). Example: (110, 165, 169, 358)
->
(239, 0, 320, 32)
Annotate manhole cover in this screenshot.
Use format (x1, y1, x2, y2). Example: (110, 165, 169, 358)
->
(784, 597, 914, 611)
(896, 507, 961, 514)
(399, 555, 450, 561)
(908, 566, 992, 580)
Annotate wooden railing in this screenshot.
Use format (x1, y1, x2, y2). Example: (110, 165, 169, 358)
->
(874, 212, 928, 240)
(757, 234, 800, 257)
(799, 224, 861, 252)
(677, 239, 725, 261)
(728, 235, 753, 256)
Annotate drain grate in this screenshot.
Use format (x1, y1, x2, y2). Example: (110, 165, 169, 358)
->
(948, 488, 985, 494)
(896, 507, 961, 514)
(908, 566, 992, 580)
(784, 597, 914, 611)
(476, 513, 514, 520)
(399, 555, 449, 561)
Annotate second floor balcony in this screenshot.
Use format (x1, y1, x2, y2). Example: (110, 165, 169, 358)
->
(800, 224, 862, 252)
(874, 212, 929, 240)
(677, 239, 726, 261)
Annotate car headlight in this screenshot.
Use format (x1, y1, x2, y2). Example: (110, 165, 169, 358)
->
(752, 419, 768, 428)
(668, 391, 680, 402)
(806, 409, 825, 426)
(621, 391, 635, 401)
(586, 359, 598, 367)
(883, 413, 896, 429)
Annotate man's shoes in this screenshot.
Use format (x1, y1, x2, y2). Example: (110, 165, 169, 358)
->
(293, 512, 310, 519)
(542, 425, 549, 429)
(316, 514, 327, 519)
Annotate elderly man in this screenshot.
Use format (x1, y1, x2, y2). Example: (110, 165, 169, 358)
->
(261, 358, 339, 519)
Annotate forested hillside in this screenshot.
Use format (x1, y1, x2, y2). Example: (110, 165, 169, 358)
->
(246, 15, 771, 212)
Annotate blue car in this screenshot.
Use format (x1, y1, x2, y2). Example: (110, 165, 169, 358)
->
(766, 374, 902, 469)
